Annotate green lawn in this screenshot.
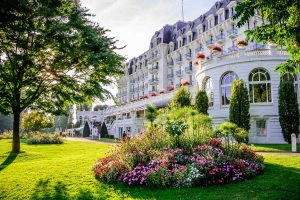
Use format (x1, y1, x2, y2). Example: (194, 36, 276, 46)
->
(250, 144, 299, 152)
(0, 140, 300, 200)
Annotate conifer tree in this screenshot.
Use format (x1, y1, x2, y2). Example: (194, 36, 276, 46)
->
(100, 122, 109, 138)
(195, 90, 209, 115)
(83, 121, 90, 137)
(171, 86, 192, 108)
(229, 79, 250, 131)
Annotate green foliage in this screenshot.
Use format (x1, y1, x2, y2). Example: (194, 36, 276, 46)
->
(74, 121, 81, 128)
(27, 132, 63, 144)
(229, 79, 250, 131)
(278, 80, 299, 143)
(195, 90, 209, 115)
(145, 104, 158, 127)
(83, 121, 90, 137)
(21, 111, 54, 132)
(165, 120, 188, 147)
(93, 105, 108, 111)
(100, 122, 109, 138)
(170, 86, 192, 107)
(0, 0, 124, 151)
(234, 0, 300, 74)
(0, 130, 27, 140)
(217, 122, 249, 144)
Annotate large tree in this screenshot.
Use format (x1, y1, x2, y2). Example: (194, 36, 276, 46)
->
(0, 0, 124, 152)
(278, 80, 299, 143)
(234, 0, 300, 74)
(229, 79, 250, 131)
(21, 111, 54, 132)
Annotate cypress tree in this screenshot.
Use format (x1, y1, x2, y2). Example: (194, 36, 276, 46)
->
(83, 121, 90, 137)
(100, 122, 109, 138)
(278, 80, 299, 143)
(195, 90, 209, 115)
(171, 86, 192, 108)
(229, 79, 250, 131)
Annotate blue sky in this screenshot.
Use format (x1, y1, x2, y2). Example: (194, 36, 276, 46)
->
(81, 0, 218, 59)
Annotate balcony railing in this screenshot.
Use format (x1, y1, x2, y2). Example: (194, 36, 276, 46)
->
(149, 65, 159, 73)
(176, 70, 183, 76)
(185, 66, 193, 73)
(130, 89, 134, 93)
(216, 34, 226, 43)
(167, 73, 174, 79)
(228, 46, 238, 53)
(148, 78, 159, 84)
(148, 89, 157, 93)
(195, 47, 204, 53)
(206, 39, 215, 47)
(167, 61, 174, 67)
(176, 56, 182, 63)
(148, 53, 161, 63)
(185, 52, 192, 59)
(228, 29, 238, 38)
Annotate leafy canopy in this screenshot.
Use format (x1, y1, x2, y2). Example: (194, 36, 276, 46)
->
(0, 0, 125, 116)
(234, 0, 300, 74)
(21, 111, 54, 132)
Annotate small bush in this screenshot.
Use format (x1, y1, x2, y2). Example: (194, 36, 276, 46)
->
(27, 132, 63, 144)
(170, 86, 192, 107)
(216, 122, 249, 144)
(0, 130, 27, 140)
(195, 90, 209, 115)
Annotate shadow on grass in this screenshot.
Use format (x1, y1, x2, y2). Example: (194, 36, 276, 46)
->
(0, 151, 18, 171)
(93, 163, 300, 200)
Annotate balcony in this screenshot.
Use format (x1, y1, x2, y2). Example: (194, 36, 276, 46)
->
(228, 46, 238, 53)
(176, 70, 183, 77)
(176, 56, 182, 64)
(216, 34, 226, 44)
(167, 73, 174, 79)
(206, 39, 215, 48)
(130, 79, 135, 84)
(185, 52, 192, 60)
(148, 53, 161, 64)
(148, 78, 159, 85)
(167, 61, 174, 68)
(149, 65, 159, 74)
(148, 89, 157, 94)
(185, 66, 193, 73)
(194, 47, 204, 53)
(228, 29, 238, 39)
(130, 89, 134, 93)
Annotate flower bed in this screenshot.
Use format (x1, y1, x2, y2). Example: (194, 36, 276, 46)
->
(93, 139, 264, 188)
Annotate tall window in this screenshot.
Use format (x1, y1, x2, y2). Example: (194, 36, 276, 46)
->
(204, 77, 214, 107)
(221, 71, 238, 105)
(249, 68, 272, 103)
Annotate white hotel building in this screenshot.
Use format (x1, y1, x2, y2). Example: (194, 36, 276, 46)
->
(77, 0, 299, 144)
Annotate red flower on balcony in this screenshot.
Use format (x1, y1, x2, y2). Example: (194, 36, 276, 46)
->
(196, 52, 205, 59)
(130, 99, 136, 102)
(151, 92, 157, 97)
(211, 44, 222, 52)
(181, 80, 190, 86)
(237, 39, 248, 48)
(144, 95, 148, 99)
(168, 85, 174, 91)
(140, 96, 144, 100)
(159, 89, 165, 94)
(194, 60, 199, 66)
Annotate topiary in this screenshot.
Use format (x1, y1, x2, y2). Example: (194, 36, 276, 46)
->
(100, 122, 109, 138)
(278, 80, 299, 143)
(83, 121, 90, 137)
(229, 79, 250, 131)
(195, 90, 209, 115)
(170, 86, 192, 108)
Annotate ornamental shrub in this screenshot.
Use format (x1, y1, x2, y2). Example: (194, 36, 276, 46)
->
(195, 90, 209, 115)
(229, 79, 250, 131)
(165, 120, 188, 147)
(100, 122, 109, 138)
(83, 121, 90, 137)
(170, 86, 192, 107)
(217, 122, 249, 144)
(0, 130, 27, 140)
(278, 80, 299, 143)
(27, 132, 63, 144)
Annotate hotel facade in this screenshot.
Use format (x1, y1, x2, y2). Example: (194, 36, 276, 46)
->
(77, 0, 298, 144)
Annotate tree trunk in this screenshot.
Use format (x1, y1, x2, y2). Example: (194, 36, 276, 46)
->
(12, 110, 21, 152)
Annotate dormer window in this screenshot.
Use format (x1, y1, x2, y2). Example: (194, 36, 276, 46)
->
(219, 12, 224, 22)
(209, 19, 213, 28)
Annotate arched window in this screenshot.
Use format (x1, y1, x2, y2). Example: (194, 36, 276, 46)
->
(221, 71, 238, 105)
(249, 68, 272, 103)
(203, 77, 214, 107)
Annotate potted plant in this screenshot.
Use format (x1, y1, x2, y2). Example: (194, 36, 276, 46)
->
(159, 89, 165, 94)
(211, 44, 222, 54)
(196, 52, 205, 59)
(181, 80, 190, 86)
(144, 95, 148, 99)
(140, 96, 144, 100)
(169, 85, 174, 91)
(151, 92, 157, 97)
(194, 60, 199, 66)
(237, 39, 248, 49)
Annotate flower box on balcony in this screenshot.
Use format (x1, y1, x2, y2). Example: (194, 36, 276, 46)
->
(144, 95, 148, 99)
(211, 45, 222, 52)
(168, 85, 174, 91)
(159, 89, 165, 94)
(181, 80, 190, 86)
(237, 39, 248, 49)
(194, 60, 199, 66)
(151, 92, 157, 97)
(196, 52, 205, 59)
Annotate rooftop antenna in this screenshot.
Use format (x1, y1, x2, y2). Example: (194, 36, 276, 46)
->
(181, 0, 185, 21)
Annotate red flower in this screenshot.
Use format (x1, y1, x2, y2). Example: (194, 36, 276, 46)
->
(159, 89, 165, 94)
(196, 52, 205, 59)
(168, 85, 174, 91)
(181, 80, 190, 86)
(211, 44, 222, 52)
(194, 60, 199, 66)
(151, 92, 157, 96)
